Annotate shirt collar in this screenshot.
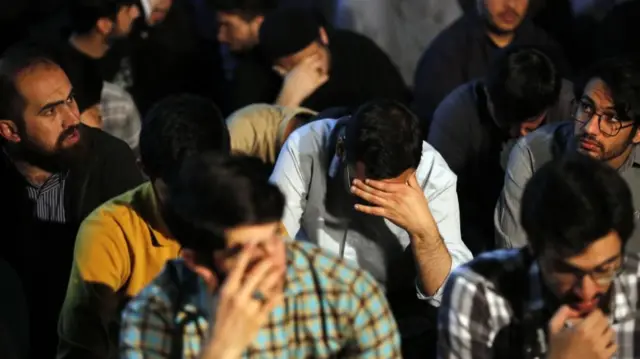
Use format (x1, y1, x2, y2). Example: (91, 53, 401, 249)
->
(138, 182, 175, 247)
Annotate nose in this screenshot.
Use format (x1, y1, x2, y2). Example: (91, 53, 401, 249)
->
(62, 103, 81, 128)
(575, 274, 601, 302)
(217, 28, 227, 44)
(583, 114, 601, 135)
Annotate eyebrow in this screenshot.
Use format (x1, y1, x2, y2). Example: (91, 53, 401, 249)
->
(581, 95, 616, 111)
(560, 253, 622, 272)
(38, 89, 74, 115)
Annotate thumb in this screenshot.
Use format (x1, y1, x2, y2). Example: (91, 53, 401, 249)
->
(549, 305, 580, 334)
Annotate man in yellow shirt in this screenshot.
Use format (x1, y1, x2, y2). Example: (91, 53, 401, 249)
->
(57, 94, 231, 359)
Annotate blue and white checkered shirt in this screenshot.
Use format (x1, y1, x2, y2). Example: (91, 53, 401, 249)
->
(120, 241, 402, 358)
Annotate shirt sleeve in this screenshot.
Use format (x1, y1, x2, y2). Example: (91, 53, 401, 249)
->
(269, 127, 312, 238)
(351, 271, 403, 358)
(119, 289, 173, 359)
(437, 270, 504, 359)
(57, 213, 132, 358)
(494, 139, 535, 249)
(417, 178, 473, 306)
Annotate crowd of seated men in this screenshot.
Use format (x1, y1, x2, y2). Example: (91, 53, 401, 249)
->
(1, 0, 640, 359)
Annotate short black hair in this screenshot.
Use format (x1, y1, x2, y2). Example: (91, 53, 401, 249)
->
(574, 57, 640, 124)
(67, 64, 103, 113)
(259, 7, 321, 61)
(70, 0, 137, 34)
(139, 94, 230, 184)
(167, 153, 285, 252)
(210, 0, 278, 20)
(0, 42, 59, 126)
(486, 46, 561, 125)
(349, 99, 423, 179)
(521, 153, 635, 258)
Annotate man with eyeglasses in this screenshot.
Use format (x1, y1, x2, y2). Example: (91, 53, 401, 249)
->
(439, 154, 638, 359)
(495, 58, 640, 252)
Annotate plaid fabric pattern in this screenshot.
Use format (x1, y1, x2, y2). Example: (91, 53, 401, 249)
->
(101, 81, 141, 151)
(438, 249, 640, 359)
(120, 241, 402, 358)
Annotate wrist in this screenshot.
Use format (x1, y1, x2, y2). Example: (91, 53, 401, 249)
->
(276, 87, 303, 108)
(201, 342, 241, 359)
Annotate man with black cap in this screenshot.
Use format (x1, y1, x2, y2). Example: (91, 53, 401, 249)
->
(260, 7, 409, 112)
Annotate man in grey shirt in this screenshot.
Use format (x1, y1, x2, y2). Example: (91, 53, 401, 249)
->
(495, 57, 640, 252)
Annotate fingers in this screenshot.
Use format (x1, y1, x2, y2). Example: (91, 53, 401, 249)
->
(224, 244, 256, 292)
(360, 178, 406, 193)
(354, 203, 385, 217)
(236, 258, 279, 301)
(256, 264, 286, 297)
(580, 309, 607, 332)
(350, 180, 390, 206)
(549, 305, 580, 333)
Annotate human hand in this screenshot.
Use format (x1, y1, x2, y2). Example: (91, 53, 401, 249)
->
(275, 54, 329, 107)
(547, 306, 617, 359)
(201, 244, 285, 359)
(350, 172, 435, 237)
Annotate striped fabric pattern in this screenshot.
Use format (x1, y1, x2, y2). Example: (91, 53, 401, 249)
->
(120, 240, 402, 358)
(26, 172, 67, 223)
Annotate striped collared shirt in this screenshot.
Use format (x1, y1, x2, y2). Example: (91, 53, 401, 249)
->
(120, 241, 402, 358)
(438, 248, 640, 359)
(25, 172, 67, 223)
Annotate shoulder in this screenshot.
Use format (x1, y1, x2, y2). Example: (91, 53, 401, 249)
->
(82, 124, 135, 156)
(286, 241, 384, 300)
(416, 141, 458, 193)
(284, 118, 337, 154)
(78, 184, 148, 238)
(124, 259, 185, 318)
(417, 16, 470, 64)
(516, 122, 572, 156)
(432, 82, 480, 123)
(446, 249, 527, 302)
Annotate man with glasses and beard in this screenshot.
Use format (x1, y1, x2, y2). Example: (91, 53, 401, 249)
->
(439, 154, 638, 359)
(496, 58, 640, 252)
(0, 43, 143, 358)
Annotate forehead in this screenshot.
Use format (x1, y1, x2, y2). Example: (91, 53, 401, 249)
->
(16, 63, 71, 106)
(217, 12, 250, 24)
(225, 222, 279, 245)
(561, 231, 623, 268)
(583, 77, 613, 106)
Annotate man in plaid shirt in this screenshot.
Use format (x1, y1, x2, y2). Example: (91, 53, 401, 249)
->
(119, 153, 401, 358)
(439, 154, 640, 359)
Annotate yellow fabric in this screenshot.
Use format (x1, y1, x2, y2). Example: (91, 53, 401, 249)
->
(226, 104, 317, 164)
(73, 182, 181, 297)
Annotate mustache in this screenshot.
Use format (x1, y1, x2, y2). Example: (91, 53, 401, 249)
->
(59, 125, 80, 142)
(578, 134, 603, 150)
(498, 8, 520, 18)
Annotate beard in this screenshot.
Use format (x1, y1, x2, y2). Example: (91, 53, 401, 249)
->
(576, 131, 633, 163)
(15, 125, 87, 173)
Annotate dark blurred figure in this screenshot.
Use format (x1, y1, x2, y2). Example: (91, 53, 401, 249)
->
(595, 0, 640, 62)
(117, 0, 227, 115)
(260, 7, 409, 112)
(210, 0, 280, 112)
(428, 46, 566, 256)
(414, 0, 567, 138)
(0, 259, 29, 359)
(0, 43, 143, 358)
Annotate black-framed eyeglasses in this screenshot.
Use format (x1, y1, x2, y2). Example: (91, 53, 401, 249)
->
(550, 255, 624, 287)
(572, 99, 634, 137)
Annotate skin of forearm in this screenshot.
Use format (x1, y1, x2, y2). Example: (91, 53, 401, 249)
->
(275, 87, 303, 108)
(409, 216, 452, 296)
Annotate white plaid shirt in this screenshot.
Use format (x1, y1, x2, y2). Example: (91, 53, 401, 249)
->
(101, 81, 141, 152)
(438, 249, 640, 359)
